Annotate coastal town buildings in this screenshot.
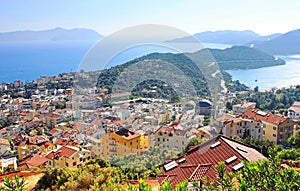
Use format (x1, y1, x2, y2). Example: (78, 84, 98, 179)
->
(0, 74, 297, 176)
(244, 108, 294, 145)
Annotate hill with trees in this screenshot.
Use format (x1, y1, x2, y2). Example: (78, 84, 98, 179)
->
(96, 46, 284, 101)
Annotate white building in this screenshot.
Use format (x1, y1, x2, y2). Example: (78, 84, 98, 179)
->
(288, 101, 300, 119)
(233, 101, 256, 114)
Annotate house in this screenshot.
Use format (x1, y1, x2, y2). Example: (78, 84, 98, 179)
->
(46, 146, 91, 168)
(215, 114, 245, 138)
(6, 101, 22, 111)
(288, 101, 300, 119)
(156, 135, 265, 188)
(45, 113, 61, 127)
(154, 126, 190, 152)
(244, 109, 294, 145)
(19, 152, 48, 169)
(0, 154, 17, 172)
(215, 113, 264, 140)
(47, 128, 63, 137)
(17, 136, 49, 160)
(0, 138, 11, 155)
(101, 128, 148, 157)
(233, 101, 256, 114)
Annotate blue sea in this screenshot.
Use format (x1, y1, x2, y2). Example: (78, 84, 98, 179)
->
(0, 41, 94, 83)
(226, 55, 300, 90)
(0, 41, 230, 83)
(3, 41, 299, 90)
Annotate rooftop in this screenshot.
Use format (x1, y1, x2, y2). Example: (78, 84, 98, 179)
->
(157, 135, 265, 188)
(244, 108, 289, 126)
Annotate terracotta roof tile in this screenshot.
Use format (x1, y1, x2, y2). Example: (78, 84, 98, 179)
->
(19, 153, 48, 168)
(244, 108, 289, 125)
(46, 146, 77, 159)
(157, 135, 265, 187)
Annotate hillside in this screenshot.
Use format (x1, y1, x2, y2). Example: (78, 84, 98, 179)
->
(0, 27, 103, 42)
(252, 29, 300, 55)
(244, 33, 282, 46)
(208, 46, 285, 70)
(96, 46, 284, 100)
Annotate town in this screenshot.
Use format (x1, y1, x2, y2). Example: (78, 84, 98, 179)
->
(0, 72, 299, 189)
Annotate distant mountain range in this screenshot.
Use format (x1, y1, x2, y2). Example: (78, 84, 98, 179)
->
(249, 29, 300, 55)
(168, 30, 263, 45)
(168, 29, 300, 55)
(1, 27, 300, 55)
(0, 27, 103, 41)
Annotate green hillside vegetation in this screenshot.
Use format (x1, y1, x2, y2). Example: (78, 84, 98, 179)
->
(209, 46, 285, 70)
(97, 46, 284, 101)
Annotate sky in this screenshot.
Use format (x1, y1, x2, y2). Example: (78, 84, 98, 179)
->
(1, 0, 300, 36)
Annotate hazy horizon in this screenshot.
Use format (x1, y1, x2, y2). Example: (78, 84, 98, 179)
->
(1, 0, 300, 36)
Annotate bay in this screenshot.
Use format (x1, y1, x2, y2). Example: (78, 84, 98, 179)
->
(225, 55, 300, 90)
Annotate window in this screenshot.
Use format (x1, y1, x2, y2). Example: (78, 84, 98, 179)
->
(273, 127, 276, 131)
(273, 134, 276, 137)
(66, 163, 69, 167)
(279, 135, 283, 139)
(73, 162, 76, 166)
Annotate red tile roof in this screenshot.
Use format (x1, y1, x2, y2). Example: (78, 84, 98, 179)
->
(46, 146, 77, 159)
(19, 153, 48, 168)
(0, 138, 10, 146)
(56, 139, 79, 146)
(45, 113, 60, 119)
(157, 135, 265, 188)
(48, 128, 59, 135)
(244, 108, 289, 125)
